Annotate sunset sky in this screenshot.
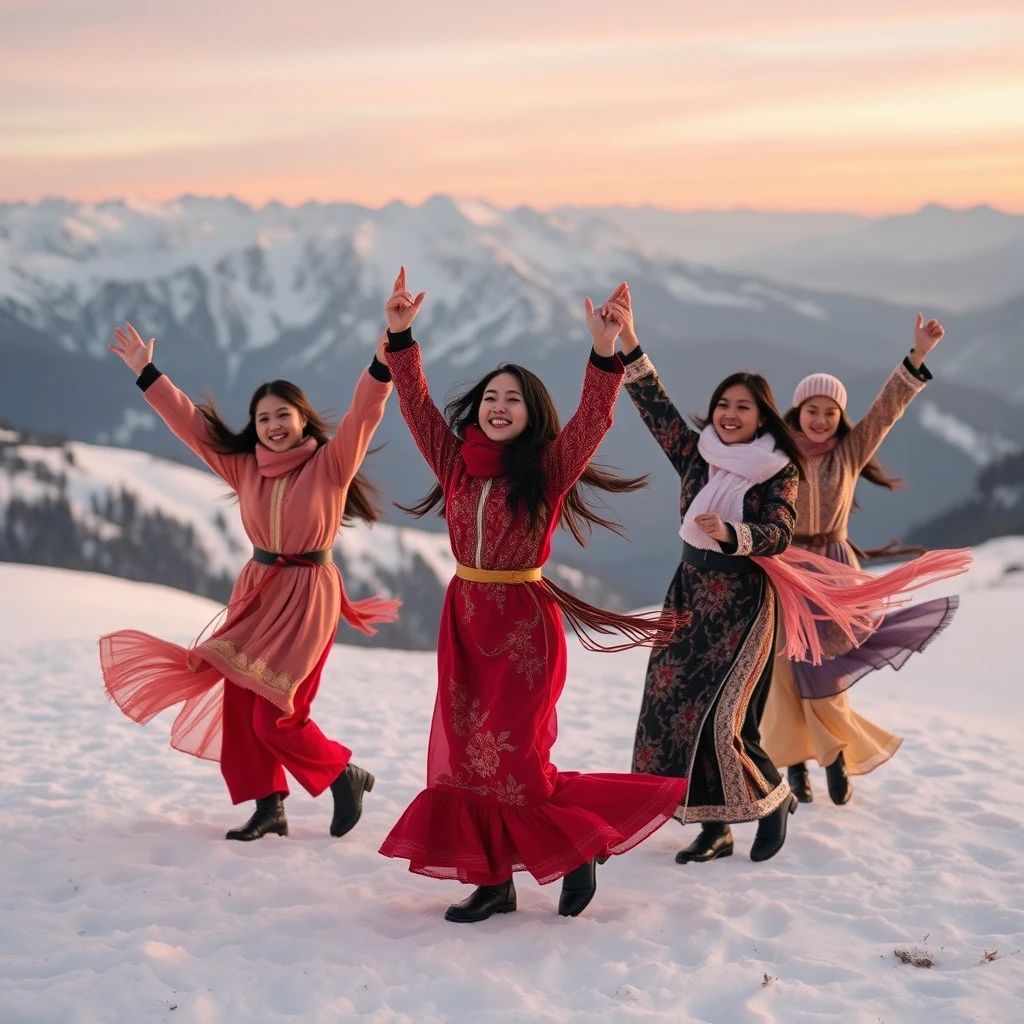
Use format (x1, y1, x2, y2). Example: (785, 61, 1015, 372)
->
(3, 0, 1023, 213)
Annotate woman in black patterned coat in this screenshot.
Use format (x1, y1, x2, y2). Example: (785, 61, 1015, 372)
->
(605, 288, 806, 864)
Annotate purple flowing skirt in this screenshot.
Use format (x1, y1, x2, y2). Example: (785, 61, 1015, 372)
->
(790, 541, 960, 701)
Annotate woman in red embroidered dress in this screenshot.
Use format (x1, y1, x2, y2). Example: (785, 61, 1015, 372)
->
(377, 269, 688, 924)
(100, 323, 399, 842)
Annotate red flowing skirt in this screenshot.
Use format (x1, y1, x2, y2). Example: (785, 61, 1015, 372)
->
(379, 579, 687, 886)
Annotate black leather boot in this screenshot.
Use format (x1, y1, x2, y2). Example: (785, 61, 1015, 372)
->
(787, 762, 813, 804)
(825, 751, 853, 805)
(444, 880, 517, 923)
(675, 822, 734, 864)
(225, 793, 288, 841)
(749, 794, 798, 862)
(558, 859, 597, 918)
(329, 763, 376, 838)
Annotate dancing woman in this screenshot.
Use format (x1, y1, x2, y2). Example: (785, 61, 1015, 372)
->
(100, 324, 399, 841)
(761, 315, 958, 805)
(378, 270, 687, 922)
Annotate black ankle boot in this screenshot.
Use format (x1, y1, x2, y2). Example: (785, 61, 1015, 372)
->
(787, 762, 813, 804)
(675, 822, 734, 864)
(225, 793, 288, 841)
(444, 880, 517, 923)
(558, 859, 597, 918)
(749, 794, 798, 862)
(826, 751, 853, 805)
(329, 763, 376, 838)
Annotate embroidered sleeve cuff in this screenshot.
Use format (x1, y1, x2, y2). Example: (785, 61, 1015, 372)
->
(589, 349, 623, 373)
(619, 345, 645, 365)
(135, 363, 163, 392)
(903, 355, 932, 382)
(728, 522, 754, 556)
(386, 328, 415, 352)
(623, 353, 656, 386)
(368, 356, 392, 382)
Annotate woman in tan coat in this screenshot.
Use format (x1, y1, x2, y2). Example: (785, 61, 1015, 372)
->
(761, 315, 958, 805)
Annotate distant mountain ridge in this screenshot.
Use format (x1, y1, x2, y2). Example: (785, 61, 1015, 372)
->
(2, 195, 1021, 588)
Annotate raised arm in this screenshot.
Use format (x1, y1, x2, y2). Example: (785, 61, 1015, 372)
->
(322, 339, 393, 488)
(605, 287, 700, 477)
(381, 267, 460, 485)
(843, 314, 943, 470)
(109, 323, 244, 489)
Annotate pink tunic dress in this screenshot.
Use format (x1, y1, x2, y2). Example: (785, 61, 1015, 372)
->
(99, 367, 398, 762)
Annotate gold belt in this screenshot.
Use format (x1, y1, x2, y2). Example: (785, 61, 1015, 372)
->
(455, 563, 543, 584)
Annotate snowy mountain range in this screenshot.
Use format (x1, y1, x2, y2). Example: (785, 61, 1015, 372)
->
(0, 427, 616, 650)
(1, 195, 1022, 595)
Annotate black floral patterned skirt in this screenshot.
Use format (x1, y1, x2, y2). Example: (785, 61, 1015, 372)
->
(631, 555, 790, 824)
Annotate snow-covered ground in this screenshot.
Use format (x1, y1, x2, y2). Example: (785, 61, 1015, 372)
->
(1, 540, 1023, 1024)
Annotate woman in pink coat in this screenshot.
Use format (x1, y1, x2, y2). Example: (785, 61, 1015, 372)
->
(100, 323, 400, 842)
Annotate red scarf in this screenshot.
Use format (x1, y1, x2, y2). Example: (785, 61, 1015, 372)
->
(461, 425, 507, 478)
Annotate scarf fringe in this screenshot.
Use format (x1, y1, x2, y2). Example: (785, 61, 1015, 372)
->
(756, 545, 972, 665)
(538, 579, 689, 653)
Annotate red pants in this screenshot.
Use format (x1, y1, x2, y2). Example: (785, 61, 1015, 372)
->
(220, 640, 351, 804)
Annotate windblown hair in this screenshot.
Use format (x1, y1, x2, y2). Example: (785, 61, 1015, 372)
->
(783, 404, 902, 490)
(197, 379, 382, 525)
(399, 363, 646, 546)
(693, 372, 807, 479)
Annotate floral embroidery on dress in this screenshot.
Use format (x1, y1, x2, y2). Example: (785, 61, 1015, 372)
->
(464, 730, 516, 778)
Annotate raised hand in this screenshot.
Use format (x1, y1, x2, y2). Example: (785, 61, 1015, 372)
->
(913, 313, 945, 356)
(385, 266, 426, 334)
(109, 322, 155, 375)
(694, 512, 731, 543)
(601, 283, 637, 353)
(583, 296, 622, 357)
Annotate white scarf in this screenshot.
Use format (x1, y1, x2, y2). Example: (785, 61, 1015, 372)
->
(679, 425, 791, 551)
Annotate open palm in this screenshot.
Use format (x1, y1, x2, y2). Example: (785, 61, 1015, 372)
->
(109, 323, 155, 375)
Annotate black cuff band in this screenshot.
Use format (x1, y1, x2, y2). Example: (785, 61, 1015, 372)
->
(386, 328, 415, 352)
(369, 356, 391, 382)
(903, 355, 932, 382)
(589, 349, 622, 372)
(619, 346, 644, 365)
(136, 363, 163, 392)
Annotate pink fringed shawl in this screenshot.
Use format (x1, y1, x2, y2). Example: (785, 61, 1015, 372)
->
(680, 426, 971, 667)
(98, 368, 400, 761)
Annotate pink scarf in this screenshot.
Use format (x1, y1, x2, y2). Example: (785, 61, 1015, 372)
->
(688, 426, 971, 664)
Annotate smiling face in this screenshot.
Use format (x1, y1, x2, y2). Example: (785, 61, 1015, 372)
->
(255, 394, 308, 451)
(712, 384, 763, 445)
(798, 396, 842, 443)
(478, 371, 529, 444)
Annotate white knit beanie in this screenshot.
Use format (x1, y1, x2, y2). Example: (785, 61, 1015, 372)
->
(792, 373, 847, 411)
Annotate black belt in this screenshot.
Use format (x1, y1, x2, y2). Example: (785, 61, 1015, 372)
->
(251, 546, 333, 566)
(681, 541, 758, 574)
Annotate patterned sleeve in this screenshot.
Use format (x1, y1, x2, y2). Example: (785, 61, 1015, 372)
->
(622, 350, 700, 477)
(384, 329, 461, 486)
(322, 367, 392, 488)
(140, 371, 246, 490)
(728, 463, 798, 557)
(542, 351, 623, 497)
(843, 361, 928, 471)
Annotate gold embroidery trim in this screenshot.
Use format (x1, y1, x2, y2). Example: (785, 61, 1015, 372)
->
(268, 476, 287, 552)
(203, 638, 294, 696)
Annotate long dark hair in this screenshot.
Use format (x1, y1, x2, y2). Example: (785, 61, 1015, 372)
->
(783, 405, 902, 490)
(399, 363, 646, 546)
(693, 372, 807, 479)
(197, 379, 382, 525)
